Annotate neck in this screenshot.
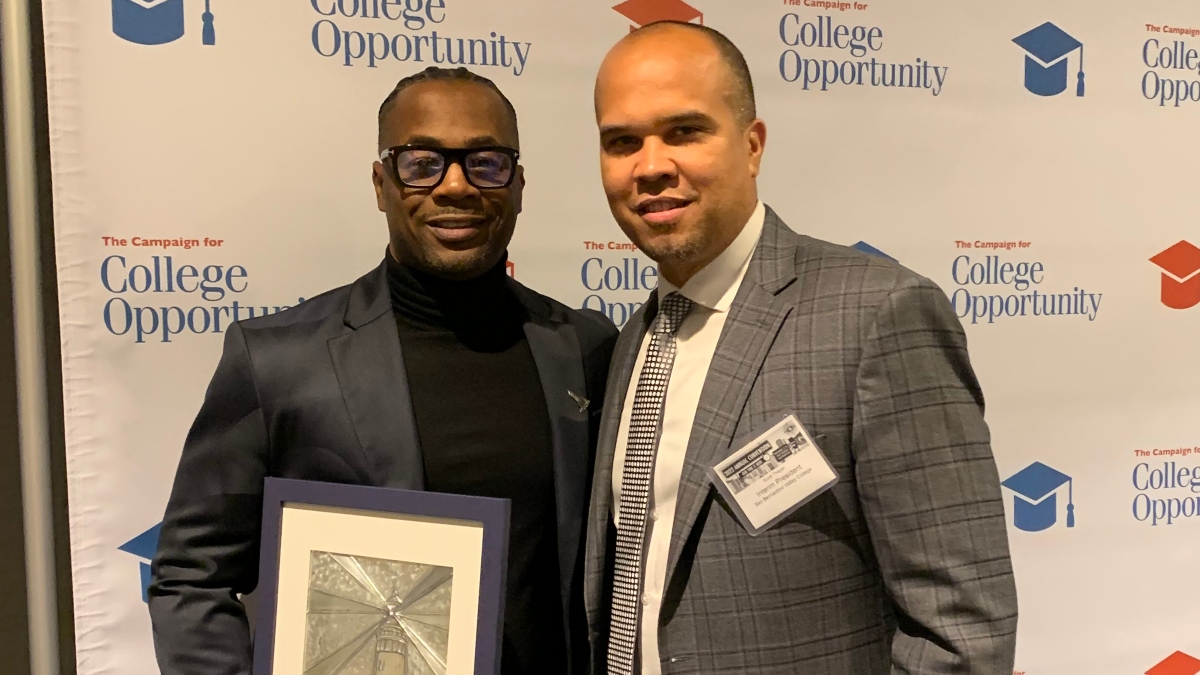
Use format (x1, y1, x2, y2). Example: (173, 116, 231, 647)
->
(658, 260, 702, 289)
(385, 252, 521, 337)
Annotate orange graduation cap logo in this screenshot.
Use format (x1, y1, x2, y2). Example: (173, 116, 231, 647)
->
(612, 0, 703, 32)
(1150, 241, 1200, 309)
(1147, 651, 1200, 675)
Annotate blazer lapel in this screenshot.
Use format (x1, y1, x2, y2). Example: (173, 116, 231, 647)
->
(583, 296, 654, 630)
(515, 285, 592, 631)
(664, 211, 801, 586)
(327, 261, 425, 490)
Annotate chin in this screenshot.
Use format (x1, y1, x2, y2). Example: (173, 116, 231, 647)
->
(434, 249, 503, 279)
(635, 233, 698, 265)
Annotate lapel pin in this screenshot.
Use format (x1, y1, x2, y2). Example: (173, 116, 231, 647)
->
(567, 390, 589, 414)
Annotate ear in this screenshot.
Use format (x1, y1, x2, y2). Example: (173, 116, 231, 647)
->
(372, 160, 387, 212)
(513, 165, 525, 215)
(746, 119, 767, 179)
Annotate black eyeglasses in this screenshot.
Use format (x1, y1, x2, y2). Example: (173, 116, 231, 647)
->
(379, 145, 520, 190)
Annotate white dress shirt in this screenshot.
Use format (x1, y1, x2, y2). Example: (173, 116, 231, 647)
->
(612, 201, 765, 674)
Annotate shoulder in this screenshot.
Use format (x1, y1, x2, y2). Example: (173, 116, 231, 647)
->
(797, 234, 910, 286)
(232, 270, 369, 357)
(508, 279, 619, 353)
(224, 268, 385, 393)
(758, 210, 953, 335)
(237, 282, 351, 333)
(252, 284, 351, 326)
(760, 209, 904, 299)
(780, 232, 962, 346)
(785, 230, 942, 310)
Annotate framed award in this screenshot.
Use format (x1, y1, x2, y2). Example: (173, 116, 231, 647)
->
(252, 478, 510, 675)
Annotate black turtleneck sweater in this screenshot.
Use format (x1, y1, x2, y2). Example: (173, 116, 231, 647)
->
(386, 254, 565, 675)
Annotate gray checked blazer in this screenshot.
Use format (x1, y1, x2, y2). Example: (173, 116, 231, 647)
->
(583, 207, 1018, 674)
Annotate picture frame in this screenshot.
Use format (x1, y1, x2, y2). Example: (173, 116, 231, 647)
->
(252, 478, 510, 675)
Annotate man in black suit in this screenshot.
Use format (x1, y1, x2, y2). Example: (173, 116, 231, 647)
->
(149, 66, 618, 675)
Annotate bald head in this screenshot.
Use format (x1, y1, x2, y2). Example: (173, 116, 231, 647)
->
(598, 21, 756, 127)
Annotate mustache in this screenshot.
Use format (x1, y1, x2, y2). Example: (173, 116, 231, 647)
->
(424, 207, 488, 218)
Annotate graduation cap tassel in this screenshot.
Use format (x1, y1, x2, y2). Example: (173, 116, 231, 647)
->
(202, 0, 215, 46)
(1076, 45, 1085, 97)
(1066, 477, 1075, 527)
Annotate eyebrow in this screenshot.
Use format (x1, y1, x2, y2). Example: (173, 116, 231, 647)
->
(598, 110, 716, 137)
(401, 134, 505, 148)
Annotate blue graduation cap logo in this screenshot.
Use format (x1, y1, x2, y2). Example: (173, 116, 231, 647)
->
(112, 0, 216, 46)
(1001, 462, 1075, 532)
(1013, 22, 1085, 97)
(118, 523, 162, 603)
(851, 241, 897, 262)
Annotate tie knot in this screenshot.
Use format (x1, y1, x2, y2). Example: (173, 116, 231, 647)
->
(654, 292, 693, 335)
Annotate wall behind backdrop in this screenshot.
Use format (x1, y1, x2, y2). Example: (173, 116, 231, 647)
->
(39, 0, 1200, 673)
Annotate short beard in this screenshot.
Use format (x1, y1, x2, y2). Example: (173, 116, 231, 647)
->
(412, 247, 496, 278)
(393, 241, 504, 281)
(634, 220, 715, 273)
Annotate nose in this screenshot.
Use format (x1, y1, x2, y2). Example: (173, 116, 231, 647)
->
(432, 160, 478, 199)
(633, 137, 677, 185)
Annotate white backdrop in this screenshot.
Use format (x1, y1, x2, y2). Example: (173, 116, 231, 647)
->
(40, 0, 1200, 673)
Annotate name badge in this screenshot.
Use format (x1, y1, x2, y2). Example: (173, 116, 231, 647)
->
(707, 414, 838, 535)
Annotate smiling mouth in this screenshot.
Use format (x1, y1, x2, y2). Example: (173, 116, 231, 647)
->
(636, 197, 693, 224)
(426, 215, 486, 227)
(425, 216, 488, 244)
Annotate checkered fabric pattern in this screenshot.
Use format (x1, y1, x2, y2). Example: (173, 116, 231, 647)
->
(583, 208, 1017, 674)
(607, 292, 693, 675)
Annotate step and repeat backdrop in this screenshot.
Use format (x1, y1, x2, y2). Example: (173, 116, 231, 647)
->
(39, 0, 1200, 673)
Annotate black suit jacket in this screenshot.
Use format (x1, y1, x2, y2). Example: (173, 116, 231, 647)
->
(148, 259, 618, 675)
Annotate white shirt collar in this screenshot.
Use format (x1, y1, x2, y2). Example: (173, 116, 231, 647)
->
(657, 201, 765, 313)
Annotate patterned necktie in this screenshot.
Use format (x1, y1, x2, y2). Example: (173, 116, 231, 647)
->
(608, 292, 694, 675)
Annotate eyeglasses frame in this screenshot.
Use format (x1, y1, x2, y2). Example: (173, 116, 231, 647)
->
(378, 144, 521, 190)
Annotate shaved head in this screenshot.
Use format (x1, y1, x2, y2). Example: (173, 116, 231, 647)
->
(610, 21, 756, 127)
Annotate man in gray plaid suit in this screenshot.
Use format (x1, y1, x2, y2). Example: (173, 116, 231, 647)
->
(583, 21, 1018, 675)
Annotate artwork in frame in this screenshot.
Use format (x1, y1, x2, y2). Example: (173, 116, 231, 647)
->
(304, 550, 453, 673)
(253, 478, 510, 675)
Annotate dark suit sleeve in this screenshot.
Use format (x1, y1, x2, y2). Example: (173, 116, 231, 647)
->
(149, 322, 269, 675)
(570, 310, 618, 675)
(851, 276, 1018, 674)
